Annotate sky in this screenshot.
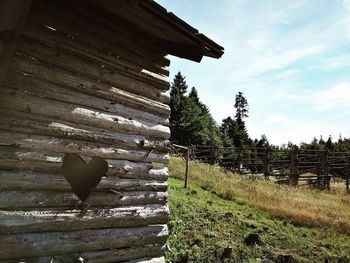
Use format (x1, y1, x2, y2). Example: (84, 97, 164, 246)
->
(157, 0, 350, 146)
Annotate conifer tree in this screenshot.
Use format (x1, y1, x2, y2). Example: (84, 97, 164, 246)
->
(169, 72, 188, 144)
(234, 91, 249, 124)
(169, 73, 222, 146)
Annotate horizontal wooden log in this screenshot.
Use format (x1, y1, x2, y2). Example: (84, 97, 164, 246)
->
(0, 87, 170, 140)
(15, 34, 170, 103)
(0, 131, 169, 164)
(0, 224, 168, 259)
(3, 70, 169, 126)
(0, 148, 169, 181)
(0, 110, 170, 152)
(0, 204, 169, 234)
(29, 2, 170, 77)
(0, 245, 165, 263)
(0, 170, 167, 192)
(64, 0, 171, 68)
(0, 189, 168, 209)
(12, 56, 170, 117)
(28, 2, 170, 77)
(80, 246, 165, 263)
(129, 256, 165, 263)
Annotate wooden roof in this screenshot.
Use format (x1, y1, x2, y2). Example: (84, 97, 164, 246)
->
(84, 0, 224, 62)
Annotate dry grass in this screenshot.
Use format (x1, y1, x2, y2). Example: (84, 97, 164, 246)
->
(169, 156, 350, 232)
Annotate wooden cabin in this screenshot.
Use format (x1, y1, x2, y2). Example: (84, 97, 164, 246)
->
(0, 0, 224, 262)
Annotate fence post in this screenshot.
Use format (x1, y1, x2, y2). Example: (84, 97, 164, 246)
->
(324, 150, 330, 190)
(316, 151, 323, 189)
(290, 149, 299, 186)
(214, 146, 220, 164)
(346, 157, 350, 193)
(264, 148, 270, 178)
(237, 147, 242, 173)
(184, 146, 190, 188)
(316, 150, 328, 189)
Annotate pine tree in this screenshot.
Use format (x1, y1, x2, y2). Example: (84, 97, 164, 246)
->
(169, 73, 223, 146)
(169, 72, 188, 144)
(326, 135, 334, 151)
(234, 91, 249, 124)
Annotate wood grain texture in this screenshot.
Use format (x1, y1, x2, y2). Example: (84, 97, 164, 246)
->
(11, 56, 170, 116)
(0, 87, 170, 140)
(0, 204, 169, 234)
(0, 131, 169, 164)
(0, 170, 167, 192)
(0, 111, 170, 153)
(0, 245, 165, 263)
(0, 147, 169, 181)
(0, 189, 168, 209)
(13, 42, 170, 104)
(3, 69, 169, 126)
(30, 1, 170, 77)
(0, 0, 32, 83)
(0, 224, 168, 259)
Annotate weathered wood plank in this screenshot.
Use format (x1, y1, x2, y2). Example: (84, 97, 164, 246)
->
(11, 56, 170, 116)
(65, 0, 170, 67)
(0, 189, 168, 209)
(0, 224, 168, 259)
(80, 246, 165, 263)
(19, 22, 169, 91)
(0, 87, 170, 140)
(0, 131, 169, 164)
(14, 37, 169, 104)
(129, 256, 166, 263)
(0, 148, 169, 181)
(0, 245, 165, 263)
(0, 110, 170, 152)
(3, 70, 169, 126)
(0, 204, 169, 234)
(15, 35, 170, 101)
(0, 0, 32, 84)
(0, 170, 167, 192)
(30, 0, 170, 77)
(30, 1, 170, 74)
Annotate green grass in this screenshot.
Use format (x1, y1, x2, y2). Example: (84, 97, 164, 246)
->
(168, 157, 350, 233)
(166, 157, 350, 262)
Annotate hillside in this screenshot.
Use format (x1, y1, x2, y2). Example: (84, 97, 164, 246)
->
(165, 157, 350, 262)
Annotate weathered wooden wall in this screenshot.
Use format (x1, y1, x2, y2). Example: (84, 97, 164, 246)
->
(0, 0, 171, 262)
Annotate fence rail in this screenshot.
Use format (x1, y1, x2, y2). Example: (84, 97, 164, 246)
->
(172, 144, 350, 192)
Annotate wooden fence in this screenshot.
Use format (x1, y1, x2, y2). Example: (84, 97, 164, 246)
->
(173, 145, 350, 192)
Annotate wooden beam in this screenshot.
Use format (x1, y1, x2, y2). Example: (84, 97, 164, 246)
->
(0, 204, 169, 234)
(0, 245, 165, 263)
(0, 131, 170, 164)
(0, 224, 168, 259)
(0, 189, 168, 209)
(0, 110, 170, 153)
(0, 87, 171, 140)
(0, 170, 167, 192)
(0, 147, 169, 181)
(0, 0, 32, 84)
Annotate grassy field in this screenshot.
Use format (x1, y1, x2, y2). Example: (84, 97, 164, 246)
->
(169, 157, 350, 232)
(166, 157, 350, 262)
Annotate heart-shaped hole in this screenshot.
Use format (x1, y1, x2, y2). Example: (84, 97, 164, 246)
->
(62, 153, 108, 201)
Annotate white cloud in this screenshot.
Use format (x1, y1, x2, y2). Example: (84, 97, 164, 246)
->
(263, 114, 288, 125)
(316, 53, 350, 71)
(233, 45, 325, 82)
(309, 83, 350, 111)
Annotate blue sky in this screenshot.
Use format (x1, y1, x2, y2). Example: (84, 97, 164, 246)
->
(158, 0, 350, 146)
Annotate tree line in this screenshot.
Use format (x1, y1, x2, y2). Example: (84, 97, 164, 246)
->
(169, 72, 350, 153)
